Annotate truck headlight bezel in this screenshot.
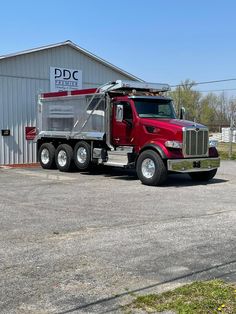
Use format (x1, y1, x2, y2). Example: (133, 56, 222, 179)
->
(165, 140, 183, 149)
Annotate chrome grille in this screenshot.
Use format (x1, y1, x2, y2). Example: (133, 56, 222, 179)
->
(183, 127, 209, 157)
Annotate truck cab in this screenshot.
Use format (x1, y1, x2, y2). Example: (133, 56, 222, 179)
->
(111, 95, 177, 150)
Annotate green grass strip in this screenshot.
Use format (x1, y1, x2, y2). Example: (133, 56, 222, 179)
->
(125, 280, 236, 313)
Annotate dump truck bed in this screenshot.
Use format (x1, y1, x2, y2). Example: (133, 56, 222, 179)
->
(37, 92, 106, 141)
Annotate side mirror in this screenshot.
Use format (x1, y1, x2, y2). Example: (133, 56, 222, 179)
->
(180, 107, 186, 120)
(116, 104, 123, 122)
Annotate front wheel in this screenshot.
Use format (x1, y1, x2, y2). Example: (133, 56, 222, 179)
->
(189, 169, 217, 181)
(136, 150, 167, 186)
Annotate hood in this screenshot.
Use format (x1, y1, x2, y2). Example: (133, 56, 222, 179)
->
(140, 118, 207, 142)
(140, 118, 206, 130)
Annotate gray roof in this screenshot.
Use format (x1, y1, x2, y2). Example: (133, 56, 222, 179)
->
(0, 40, 143, 82)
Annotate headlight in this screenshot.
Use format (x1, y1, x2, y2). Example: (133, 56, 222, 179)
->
(165, 140, 182, 149)
(209, 139, 218, 147)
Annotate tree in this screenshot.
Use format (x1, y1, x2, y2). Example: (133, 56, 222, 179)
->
(228, 98, 236, 123)
(199, 94, 217, 127)
(169, 79, 201, 121)
(169, 80, 232, 131)
(207, 93, 229, 130)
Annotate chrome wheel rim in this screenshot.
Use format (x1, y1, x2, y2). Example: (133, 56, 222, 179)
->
(41, 148, 50, 165)
(141, 158, 155, 179)
(58, 150, 67, 167)
(77, 147, 87, 164)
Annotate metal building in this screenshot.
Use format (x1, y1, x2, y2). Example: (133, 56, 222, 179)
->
(0, 40, 141, 165)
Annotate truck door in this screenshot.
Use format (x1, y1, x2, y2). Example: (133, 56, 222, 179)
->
(112, 101, 134, 146)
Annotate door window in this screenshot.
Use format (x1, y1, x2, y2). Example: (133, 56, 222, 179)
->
(115, 102, 133, 122)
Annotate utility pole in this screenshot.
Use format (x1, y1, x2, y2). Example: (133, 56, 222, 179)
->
(220, 91, 224, 132)
(178, 85, 181, 116)
(229, 115, 233, 159)
(228, 100, 235, 159)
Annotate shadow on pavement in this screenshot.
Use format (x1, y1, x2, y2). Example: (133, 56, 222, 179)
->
(57, 259, 236, 314)
(79, 166, 228, 186)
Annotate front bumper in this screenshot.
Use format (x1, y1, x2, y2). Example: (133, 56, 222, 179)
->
(167, 157, 220, 173)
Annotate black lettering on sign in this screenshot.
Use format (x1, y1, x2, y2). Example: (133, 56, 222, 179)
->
(72, 71, 79, 80)
(54, 68, 79, 81)
(54, 68, 62, 79)
(63, 69, 71, 80)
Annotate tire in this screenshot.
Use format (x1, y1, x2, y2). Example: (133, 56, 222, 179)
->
(189, 169, 217, 181)
(136, 150, 167, 186)
(55, 144, 74, 172)
(74, 141, 91, 170)
(38, 143, 56, 169)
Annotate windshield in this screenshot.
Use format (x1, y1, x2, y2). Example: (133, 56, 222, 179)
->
(133, 98, 176, 119)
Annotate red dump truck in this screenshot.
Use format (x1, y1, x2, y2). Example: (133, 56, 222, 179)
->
(36, 80, 220, 185)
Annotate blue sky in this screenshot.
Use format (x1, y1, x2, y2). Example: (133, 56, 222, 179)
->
(0, 0, 236, 94)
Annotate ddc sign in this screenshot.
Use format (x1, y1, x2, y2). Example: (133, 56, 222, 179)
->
(50, 67, 82, 92)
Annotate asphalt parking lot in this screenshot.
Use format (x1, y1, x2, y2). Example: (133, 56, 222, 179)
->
(0, 161, 235, 314)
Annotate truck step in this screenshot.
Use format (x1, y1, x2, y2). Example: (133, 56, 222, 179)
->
(103, 161, 125, 168)
(106, 152, 128, 165)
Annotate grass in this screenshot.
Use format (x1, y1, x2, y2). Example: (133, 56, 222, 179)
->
(217, 142, 236, 160)
(125, 280, 236, 314)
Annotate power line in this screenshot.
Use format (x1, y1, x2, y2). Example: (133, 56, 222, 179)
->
(198, 88, 236, 93)
(171, 78, 236, 88)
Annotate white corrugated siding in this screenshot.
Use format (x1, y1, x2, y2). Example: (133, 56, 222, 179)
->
(0, 77, 48, 164)
(0, 45, 138, 165)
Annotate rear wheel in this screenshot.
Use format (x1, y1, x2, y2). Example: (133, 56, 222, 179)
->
(189, 169, 217, 181)
(55, 144, 74, 172)
(136, 150, 167, 186)
(38, 143, 56, 169)
(74, 141, 91, 170)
